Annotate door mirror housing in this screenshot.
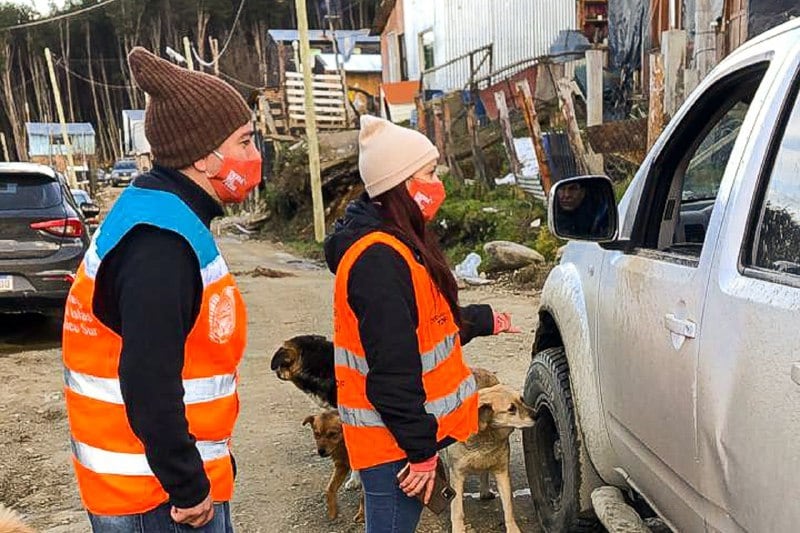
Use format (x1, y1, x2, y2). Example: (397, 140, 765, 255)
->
(548, 176, 618, 242)
(80, 202, 101, 219)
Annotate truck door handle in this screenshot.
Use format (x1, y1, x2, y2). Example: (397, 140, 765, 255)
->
(664, 314, 697, 338)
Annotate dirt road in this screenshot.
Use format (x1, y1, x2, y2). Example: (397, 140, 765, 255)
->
(0, 225, 541, 532)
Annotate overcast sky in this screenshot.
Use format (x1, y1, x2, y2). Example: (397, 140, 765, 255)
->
(12, 0, 67, 16)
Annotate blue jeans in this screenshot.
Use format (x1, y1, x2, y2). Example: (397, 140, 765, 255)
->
(360, 460, 423, 533)
(88, 502, 233, 533)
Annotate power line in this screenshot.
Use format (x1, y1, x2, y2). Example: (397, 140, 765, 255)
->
(0, 0, 121, 32)
(192, 0, 246, 68)
(219, 71, 262, 91)
(55, 58, 132, 90)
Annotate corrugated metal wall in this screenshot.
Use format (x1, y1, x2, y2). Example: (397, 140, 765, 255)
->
(409, 0, 577, 91)
(27, 134, 96, 158)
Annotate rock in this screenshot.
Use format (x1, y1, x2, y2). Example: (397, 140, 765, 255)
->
(483, 241, 545, 271)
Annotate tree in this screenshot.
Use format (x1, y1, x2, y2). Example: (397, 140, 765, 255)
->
(0, 0, 382, 163)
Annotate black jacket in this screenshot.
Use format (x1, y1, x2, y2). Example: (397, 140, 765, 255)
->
(324, 195, 494, 463)
(93, 165, 225, 508)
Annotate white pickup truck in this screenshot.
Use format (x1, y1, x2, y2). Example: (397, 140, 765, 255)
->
(522, 18, 800, 533)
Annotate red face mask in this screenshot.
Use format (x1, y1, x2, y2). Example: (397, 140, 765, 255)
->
(208, 151, 262, 203)
(407, 179, 446, 221)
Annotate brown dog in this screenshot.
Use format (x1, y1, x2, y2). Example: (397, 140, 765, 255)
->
(444, 382, 536, 533)
(303, 411, 364, 523)
(0, 504, 34, 533)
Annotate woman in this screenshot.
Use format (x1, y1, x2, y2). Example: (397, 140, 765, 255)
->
(324, 116, 518, 532)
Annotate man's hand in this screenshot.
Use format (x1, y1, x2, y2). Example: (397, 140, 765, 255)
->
(171, 493, 214, 528)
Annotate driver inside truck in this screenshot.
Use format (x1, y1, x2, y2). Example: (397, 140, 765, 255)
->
(555, 181, 610, 238)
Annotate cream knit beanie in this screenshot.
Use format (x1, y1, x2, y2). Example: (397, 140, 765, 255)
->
(358, 115, 440, 198)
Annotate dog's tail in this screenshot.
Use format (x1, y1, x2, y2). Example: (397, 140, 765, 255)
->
(0, 504, 35, 533)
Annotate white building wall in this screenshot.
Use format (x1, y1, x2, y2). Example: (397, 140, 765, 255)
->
(403, 0, 576, 91)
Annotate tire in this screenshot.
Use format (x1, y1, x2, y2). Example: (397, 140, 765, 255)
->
(523, 347, 602, 532)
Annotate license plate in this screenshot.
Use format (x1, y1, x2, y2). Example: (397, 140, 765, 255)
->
(0, 275, 13, 292)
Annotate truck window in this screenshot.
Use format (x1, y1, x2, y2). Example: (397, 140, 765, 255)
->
(634, 62, 769, 262)
(746, 72, 800, 278)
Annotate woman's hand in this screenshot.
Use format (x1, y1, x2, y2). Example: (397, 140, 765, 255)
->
(493, 312, 521, 334)
(398, 455, 438, 504)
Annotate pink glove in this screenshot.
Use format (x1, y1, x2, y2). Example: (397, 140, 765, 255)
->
(493, 312, 521, 334)
(408, 454, 438, 473)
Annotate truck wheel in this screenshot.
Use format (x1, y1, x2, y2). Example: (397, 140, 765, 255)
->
(523, 347, 601, 532)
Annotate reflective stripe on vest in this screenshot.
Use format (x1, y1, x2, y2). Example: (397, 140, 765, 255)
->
(335, 333, 458, 376)
(71, 438, 230, 476)
(83, 243, 229, 288)
(338, 372, 477, 428)
(64, 368, 237, 405)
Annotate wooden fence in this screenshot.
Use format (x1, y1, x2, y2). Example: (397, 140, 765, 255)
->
(285, 71, 348, 130)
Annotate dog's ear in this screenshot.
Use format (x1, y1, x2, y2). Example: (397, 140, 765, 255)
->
(302, 415, 315, 427)
(478, 402, 494, 431)
(270, 347, 286, 371)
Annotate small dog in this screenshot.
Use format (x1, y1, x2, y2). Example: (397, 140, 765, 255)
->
(0, 504, 34, 533)
(303, 411, 364, 523)
(443, 383, 536, 533)
(272, 335, 336, 408)
(272, 336, 362, 490)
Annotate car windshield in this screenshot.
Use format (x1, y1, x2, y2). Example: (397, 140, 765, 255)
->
(113, 161, 136, 171)
(71, 190, 90, 204)
(0, 174, 62, 210)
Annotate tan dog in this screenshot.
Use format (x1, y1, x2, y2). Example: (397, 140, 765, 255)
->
(303, 411, 365, 523)
(0, 504, 34, 533)
(444, 382, 536, 533)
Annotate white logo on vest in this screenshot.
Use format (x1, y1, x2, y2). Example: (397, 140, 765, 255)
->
(209, 286, 236, 343)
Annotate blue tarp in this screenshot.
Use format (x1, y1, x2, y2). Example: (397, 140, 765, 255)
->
(749, 0, 800, 37)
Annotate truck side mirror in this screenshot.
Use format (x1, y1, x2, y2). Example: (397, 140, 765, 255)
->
(548, 176, 618, 242)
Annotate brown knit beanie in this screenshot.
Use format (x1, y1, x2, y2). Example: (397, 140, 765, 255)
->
(358, 115, 439, 198)
(127, 46, 252, 169)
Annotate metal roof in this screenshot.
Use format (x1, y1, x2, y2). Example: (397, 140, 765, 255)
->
(26, 122, 96, 136)
(317, 53, 382, 73)
(0, 162, 58, 178)
(268, 29, 379, 60)
(268, 29, 377, 43)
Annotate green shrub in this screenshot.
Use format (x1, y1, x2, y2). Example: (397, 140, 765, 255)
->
(533, 227, 564, 262)
(434, 175, 547, 264)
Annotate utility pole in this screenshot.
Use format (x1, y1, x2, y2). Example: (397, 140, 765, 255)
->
(295, 0, 325, 242)
(0, 132, 9, 161)
(325, 0, 354, 125)
(209, 36, 220, 77)
(183, 36, 195, 71)
(44, 47, 77, 188)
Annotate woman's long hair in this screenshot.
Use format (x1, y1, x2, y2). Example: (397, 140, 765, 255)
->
(374, 183, 461, 325)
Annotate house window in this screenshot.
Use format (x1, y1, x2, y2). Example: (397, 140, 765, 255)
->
(399, 33, 408, 81)
(420, 29, 435, 71)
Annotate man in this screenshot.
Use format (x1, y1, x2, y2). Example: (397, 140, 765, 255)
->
(62, 47, 262, 531)
(555, 181, 609, 237)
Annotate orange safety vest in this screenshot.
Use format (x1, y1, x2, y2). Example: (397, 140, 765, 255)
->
(62, 186, 247, 516)
(333, 231, 477, 470)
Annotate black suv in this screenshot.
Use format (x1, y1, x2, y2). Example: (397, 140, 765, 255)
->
(0, 163, 97, 316)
